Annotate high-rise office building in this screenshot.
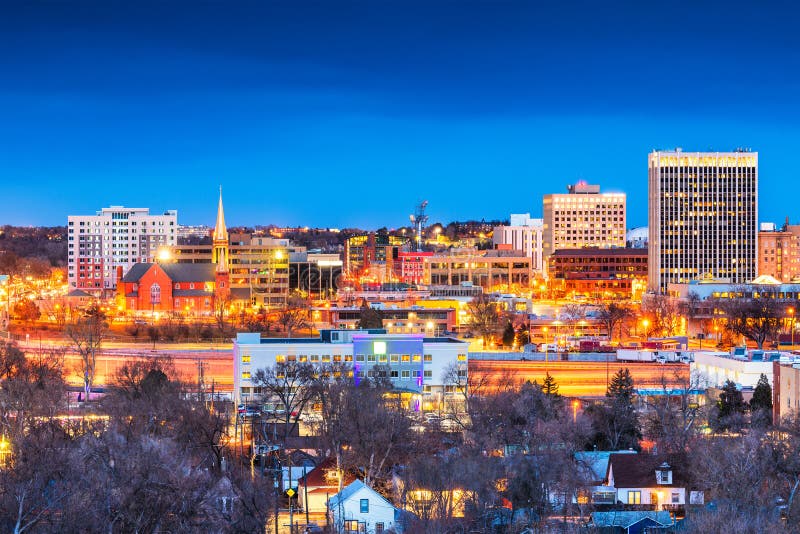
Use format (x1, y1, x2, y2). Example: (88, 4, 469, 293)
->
(542, 182, 626, 260)
(647, 149, 758, 292)
(68, 206, 178, 295)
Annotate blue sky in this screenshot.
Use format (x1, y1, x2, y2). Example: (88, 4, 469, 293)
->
(2, 1, 799, 229)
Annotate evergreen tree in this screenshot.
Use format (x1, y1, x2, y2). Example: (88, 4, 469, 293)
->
(541, 372, 560, 397)
(356, 300, 383, 329)
(715, 379, 747, 432)
(588, 368, 641, 450)
(502, 320, 516, 348)
(749, 373, 773, 426)
(607, 368, 636, 401)
(516, 326, 530, 347)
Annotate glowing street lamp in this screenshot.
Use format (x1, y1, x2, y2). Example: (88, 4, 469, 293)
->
(572, 400, 579, 423)
(789, 307, 795, 347)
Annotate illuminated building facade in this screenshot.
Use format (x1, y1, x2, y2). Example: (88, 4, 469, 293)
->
(492, 213, 545, 277)
(233, 330, 468, 409)
(758, 220, 800, 283)
(169, 193, 289, 308)
(547, 247, 648, 299)
(542, 182, 626, 261)
(427, 249, 532, 289)
(648, 150, 758, 292)
(68, 206, 178, 296)
(344, 232, 410, 282)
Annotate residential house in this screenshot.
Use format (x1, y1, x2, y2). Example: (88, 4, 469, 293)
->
(604, 454, 686, 511)
(298, 457, 359, 514)
(328, 480, 403, 534)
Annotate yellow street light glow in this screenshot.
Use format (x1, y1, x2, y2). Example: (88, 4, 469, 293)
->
(157, 248, 172, 262)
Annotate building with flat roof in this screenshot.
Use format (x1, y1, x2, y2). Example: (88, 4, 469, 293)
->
(427, 249, 532, 290)
(493, 213, 545, 278)
(233, 330, 468, 410)
(759, 219, 800, 283)
(648, 150, 758, 292)
(547, 247, 647, 300)
(542, 182, 626, 261)
(68, 206, 178, 296)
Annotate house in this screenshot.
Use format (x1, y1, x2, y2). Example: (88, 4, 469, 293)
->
(573, 450, 638, 505)
(590, 510, 673, 534)
(297, 457, 359, 514)
(604, 454, 686, 511)
(328, 480, 403, 534)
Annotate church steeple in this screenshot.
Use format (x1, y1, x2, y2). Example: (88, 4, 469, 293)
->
(212, 187, 229, 273)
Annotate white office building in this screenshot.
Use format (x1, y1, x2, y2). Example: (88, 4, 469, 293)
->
(648, 150, 758, 292)
(233, 329, 469, 411)
(68, 206, 178, 295)
(493, 213, 545, 276)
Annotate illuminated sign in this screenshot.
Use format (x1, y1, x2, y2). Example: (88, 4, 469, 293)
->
(373, 341, 386, 355)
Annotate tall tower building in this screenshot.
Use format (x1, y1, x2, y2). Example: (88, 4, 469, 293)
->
(68, 206, 177, 295)
(542, 182, 626, 260)
(647, 150, 758, 292)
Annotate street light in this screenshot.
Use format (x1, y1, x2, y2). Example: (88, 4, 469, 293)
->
(572, 400, 579, 423)
(642, 319, 650, 339)
(789, 307, 795, 348)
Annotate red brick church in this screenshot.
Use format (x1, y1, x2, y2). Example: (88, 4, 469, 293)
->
(116, 190, 231, 316)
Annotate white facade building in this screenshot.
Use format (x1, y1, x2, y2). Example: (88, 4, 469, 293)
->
(233, 330, 469, 409)
(329, 480, 403, 534)
(648, 150, 758, 292)
(68, 206, 178, 295)
(493, 213, 545, 276)
(692, 350, 776, 389)
(542, 182, 626, 259)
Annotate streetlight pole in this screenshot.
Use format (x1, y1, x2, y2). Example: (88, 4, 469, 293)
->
(789, 307, 795, 348)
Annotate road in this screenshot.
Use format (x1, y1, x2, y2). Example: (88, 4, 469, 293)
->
(19, 339, 235, 392)
(469, 359, 690, 398)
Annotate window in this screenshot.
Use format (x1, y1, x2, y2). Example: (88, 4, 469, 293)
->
(401, 370, 411, 380)
(242, 355, 251, 363)
(401, 354, 410, 362)
(423, 354, 432, 362)
(242, 372, 251, 379)
(424, 370, 432, 378)
(390, 354, 400, 363)
(627, 491, 641, 505)
(672, 492, 680, 504)
(367, 355, 376, 362)
(375, 523, 384, 533)
(321, 355, 331, 362)
(412, 354, 421, 362)
(150, 283, 161, 304)
(360, 499, 369, 513)
(355, 354, 365, 362)
(457, 353, 467, 361)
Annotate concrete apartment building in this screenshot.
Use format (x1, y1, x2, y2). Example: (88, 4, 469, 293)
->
(68, 206, 178, 296)
(492, 213, 545, 278)
(759, 220, 800, 283)
(648, 150, 758, 293)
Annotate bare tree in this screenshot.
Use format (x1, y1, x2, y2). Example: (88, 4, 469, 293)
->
(718, 287, 785, 349)
(642, 369, 709, 454)
(64, 303, 107, 402)
(641, 293, 681, 337)
(596, 300, 632, 343)
(466, 293, 501, 345)
(251, 361, 317, 446)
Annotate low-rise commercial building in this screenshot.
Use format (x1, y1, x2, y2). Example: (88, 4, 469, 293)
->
(233, 330, 468, 411)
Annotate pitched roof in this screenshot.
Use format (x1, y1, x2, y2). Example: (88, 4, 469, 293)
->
(174, 289, 214, 297)
(122, 263, 153, 282)
(575, 450, 637, 484)
(328, 480, 396, 511)
(607, 453, 686, 488)
(160, 263, 216, 282)
(591, 511, 672, 528)
(298, 457, 358, 488)
(66, 289, 94, 298)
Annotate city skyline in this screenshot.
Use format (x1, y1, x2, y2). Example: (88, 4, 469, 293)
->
(3, 2, 800, 228)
